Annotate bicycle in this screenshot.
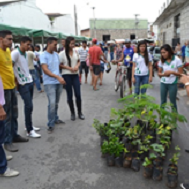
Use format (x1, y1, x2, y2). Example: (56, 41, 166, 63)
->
(114, 65, 128, 98)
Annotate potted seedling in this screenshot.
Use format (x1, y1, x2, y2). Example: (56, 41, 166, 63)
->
(101, 138, 115, 167)
(150, 143, 165, 181)
(139, 135, 153, 161)
(93, 119, 109, 146)
(101, 136, 124, 167)
(123, 148, 132, 168)
(142, 154, 156, 179)
(166, 145, 180, 188)
(131, 138, 142, 172)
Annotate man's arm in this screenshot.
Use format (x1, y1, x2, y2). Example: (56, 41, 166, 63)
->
(112, 52, 124, 63)
(180, 75, 189, 96)
(148, 62, 153, 82)
(41, 64, 66, 85)
(0, 79, 6, 121)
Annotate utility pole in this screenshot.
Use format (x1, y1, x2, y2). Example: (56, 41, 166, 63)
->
(74, 4, 78, 36)
(92, 7, 96, 38)
(134, 14, 140, 39)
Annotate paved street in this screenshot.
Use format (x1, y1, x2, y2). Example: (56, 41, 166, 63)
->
(1, 66, 189, 189)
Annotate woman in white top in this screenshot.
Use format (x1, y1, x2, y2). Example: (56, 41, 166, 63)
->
(158, 44, 183, 111)
(132, 40, 153, 95)
(59, 37, 85, 121)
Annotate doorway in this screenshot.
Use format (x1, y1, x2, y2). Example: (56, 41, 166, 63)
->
(103, 35, 110, 42)
(130, 34, 136, 40)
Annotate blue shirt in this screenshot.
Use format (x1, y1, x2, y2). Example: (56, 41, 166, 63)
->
(40, 51, 61, 85)
(123, 47, 134, 67)
(182, 45, 186, 56)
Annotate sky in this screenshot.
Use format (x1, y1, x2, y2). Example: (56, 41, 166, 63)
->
(36, 0, 166, 30)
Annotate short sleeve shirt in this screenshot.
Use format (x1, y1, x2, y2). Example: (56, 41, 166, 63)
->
(27, 51, 36, 70)
(133, 53, 152, 76)
(40, 51, 61, 85)
(59, 50, 79, 75)
(88, 46, 103, 65)
(12, 48, 33, 85)
(158, 55, 183, 84)
(78, 47, 88, 62)
(123, 47, 134, 67)
(0, 48, 15, 89)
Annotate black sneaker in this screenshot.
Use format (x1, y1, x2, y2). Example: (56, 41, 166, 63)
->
(180, 183, 189, 189)
(48, 127, 54, 134)
(185, 149, 189, 153)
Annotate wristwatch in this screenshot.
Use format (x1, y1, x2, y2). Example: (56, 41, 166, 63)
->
(185, 82, 189, 86)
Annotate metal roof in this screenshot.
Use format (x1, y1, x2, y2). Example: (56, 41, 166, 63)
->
(0, 0, 25, 5)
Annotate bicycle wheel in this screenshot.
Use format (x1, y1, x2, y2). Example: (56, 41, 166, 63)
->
(120, 76, 126, 98)
(115, 73, 120, 92)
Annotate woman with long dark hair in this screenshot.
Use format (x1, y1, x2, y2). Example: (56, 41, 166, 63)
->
(158, 44, 183, 111)
(132, 40, 153, 95)
(59, 37, 85, 121)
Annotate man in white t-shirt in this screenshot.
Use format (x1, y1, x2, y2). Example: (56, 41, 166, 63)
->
(78, 41, 89, 84)
(12, 37, 41, 138)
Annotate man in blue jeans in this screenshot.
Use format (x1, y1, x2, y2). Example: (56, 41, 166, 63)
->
(110, 43, 115, 61)
(40, 37, 66, 133)
(0, 77, 19, 177)
(12, 36, 41, 138)
(0, 30, 28, 152)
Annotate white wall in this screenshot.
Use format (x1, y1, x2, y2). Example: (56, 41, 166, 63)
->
(0, 0, 51, 30)
(0, 0, 77, 35)
(51, 14, 76, 35)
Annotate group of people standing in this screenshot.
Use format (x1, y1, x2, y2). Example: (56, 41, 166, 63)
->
(112, 39, 184, 113)
(0, 29, 109, 177)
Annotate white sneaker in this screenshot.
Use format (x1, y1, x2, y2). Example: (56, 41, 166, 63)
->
(0, 168, 19, 177)
(27, 130, 41, 138)
(33, 126, 40, 131)
(6, 155, 13, 161)
(25, 126, 40, 131)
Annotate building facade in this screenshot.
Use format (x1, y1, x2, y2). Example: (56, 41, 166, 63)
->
(154, 0, 189, 47)
(80, 28, 90, 38)
(90, 18, 148, 41)
(0, 0, 76, 35)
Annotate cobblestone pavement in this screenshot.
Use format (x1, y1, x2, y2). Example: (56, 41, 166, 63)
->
(1, 67, 189, 189)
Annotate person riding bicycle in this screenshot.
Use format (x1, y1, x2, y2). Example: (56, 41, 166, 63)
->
(112, 39, 134, 94)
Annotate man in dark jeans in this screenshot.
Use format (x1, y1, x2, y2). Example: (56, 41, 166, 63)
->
(0, 77, 19, 177)
(11, 36, 41, 138)
(78, 41, 89, 84)
(0, 30, 28, 152)
(112, 39, 134, 95)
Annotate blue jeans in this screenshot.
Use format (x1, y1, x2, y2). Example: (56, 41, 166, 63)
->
(134, 75, 149, 95)
(29, 69, 42, 91)
(104, 51, 108, 60)
(63, 75, 81, 102)
(0, 121, 7, 174)
(44, 84, 63, 128)
(3, 88, 19, 144)
(18, 82, 34, 133)
(110, 52, 114, 61)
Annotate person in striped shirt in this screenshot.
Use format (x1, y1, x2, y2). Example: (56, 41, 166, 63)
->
(78, 41, 89, 84)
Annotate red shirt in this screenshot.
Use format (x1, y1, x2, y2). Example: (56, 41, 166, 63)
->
(88, 45, 103, 65)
